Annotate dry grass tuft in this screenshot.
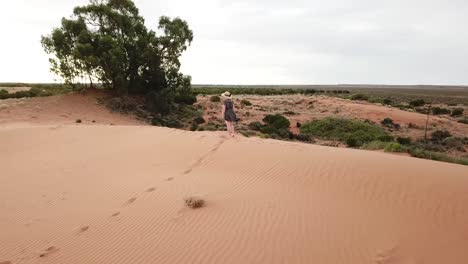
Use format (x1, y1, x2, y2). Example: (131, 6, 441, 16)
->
(184, 197, 205, 209)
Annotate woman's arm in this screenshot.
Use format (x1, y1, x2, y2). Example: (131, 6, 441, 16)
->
(221, 104, 225, 118)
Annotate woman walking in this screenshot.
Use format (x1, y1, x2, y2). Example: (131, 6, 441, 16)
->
(221, 91, 237, 137)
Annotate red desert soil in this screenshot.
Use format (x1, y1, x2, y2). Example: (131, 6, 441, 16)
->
(197, 94, 468, 138)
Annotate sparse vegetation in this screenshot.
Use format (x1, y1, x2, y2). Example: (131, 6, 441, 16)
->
(0, 84, 73, 100)
(451, 108, 464, 117)
(397, 137, 412, 145)
(409, 99, 425, 107)
(240, 99, 252, 106)
(408, 148, 468, 166)
(301, 117, 393, 147)
(384, 142, 406, 152)
(458, 117, 468, 124)
(350, 93, 369, 101)
(76, 119, 82, 123)
(431, 130, 452, 142)
(381, 118, 400, 129)
(431, 107, 450, 115)
(383, 98, 393, 105)
(192, 87, 350, 96)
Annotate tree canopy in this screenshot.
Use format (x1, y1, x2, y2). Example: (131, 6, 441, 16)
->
(41, 0, 194, 113)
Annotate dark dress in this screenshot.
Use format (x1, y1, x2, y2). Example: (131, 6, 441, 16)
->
(224, 100, 237, 122)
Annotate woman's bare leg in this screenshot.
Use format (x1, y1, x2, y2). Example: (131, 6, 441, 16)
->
(225, 121, 232, 136)
(230, 122, 236, 136)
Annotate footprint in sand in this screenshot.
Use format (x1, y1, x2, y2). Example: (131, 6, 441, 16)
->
(79, 225, 90, 233)
(125, 197, 137, 205)
(145, 187, 156, 192)
(39, 246, 59, 258)
(166, 177, 174, 181)
(0, 261, 12, 264)
(111, 212, 121, 217)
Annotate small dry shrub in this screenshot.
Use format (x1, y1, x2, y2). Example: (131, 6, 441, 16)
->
(184, 197, 205, 209)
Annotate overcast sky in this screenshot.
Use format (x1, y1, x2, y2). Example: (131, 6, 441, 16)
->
(1, 0, 467, 84)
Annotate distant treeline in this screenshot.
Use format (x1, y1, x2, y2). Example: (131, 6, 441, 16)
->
(192, 87, 350, 96)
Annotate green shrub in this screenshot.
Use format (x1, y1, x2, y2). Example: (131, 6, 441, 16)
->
(432, 107, 450, 115)
(294, 134, 313, 142)
(451, 108, 464, 117)
(248, 121, 263, 131)
(458, 117, 468, 124)
(190, 123, 198, 131)
(431, 130, 452, 142)
(300, 117, 392, 147)
(415, 107, 429, 114)
(408, 148, 468, 166)
(384, 142, 406, 152)
(397, 137, 412, 145)
(174, 94, 197, 105)
(240, 99, 252, 106)
(350, 93, 369, 101)
(381, 118, 400, 129)
(442, 137, 465, 151)
(210, 96, 221, 102)
(383, 98, 393, 105)
(362, 141, 388, 150)
(193, 116, 205, 124)
(409, 99, 425, 107)
(262, 114, 290, 129)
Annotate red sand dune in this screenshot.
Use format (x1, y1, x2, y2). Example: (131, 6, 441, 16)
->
(1, 125, 468, 264)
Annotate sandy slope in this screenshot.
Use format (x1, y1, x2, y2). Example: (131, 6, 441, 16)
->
(1, 125, 468, 264)
(0, 91, 144, 127)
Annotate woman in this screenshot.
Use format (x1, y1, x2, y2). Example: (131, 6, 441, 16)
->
(221, 91, 237, 137)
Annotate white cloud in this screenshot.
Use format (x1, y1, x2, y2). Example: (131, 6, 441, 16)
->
(0, 0, 467, 84)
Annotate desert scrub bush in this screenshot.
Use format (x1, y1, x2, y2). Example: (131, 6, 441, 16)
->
(210, 95, 221, 102)
(397, 137, 412, 145)
(193, 116, 205, 124)
(248, 121, 263, 131)
(431, 130, 452, 142)
(294, 134, 314, 142)
(451, 108, 464, 117)
(381, 118, 400, 129)
(262, 114, 290, 129)
(174, 94, 197, 105)
(408, 148, 468, 166)
(350, 93, 369, 101)
(76, 119, 82, 123)
(431, 107, 450, 115)
(184, 197, 205, 209)
(458, 117, 468, 124)
(383, 98, 393, 105)
(442, 137, 465, 151)
(240, 99, 252, 106)
(190, 123, 199, 131)
(384, 142, 406, 153)
(300, 117, 393, 147)
(409, 99, 425, 107)
(361, 141, 389, 150)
